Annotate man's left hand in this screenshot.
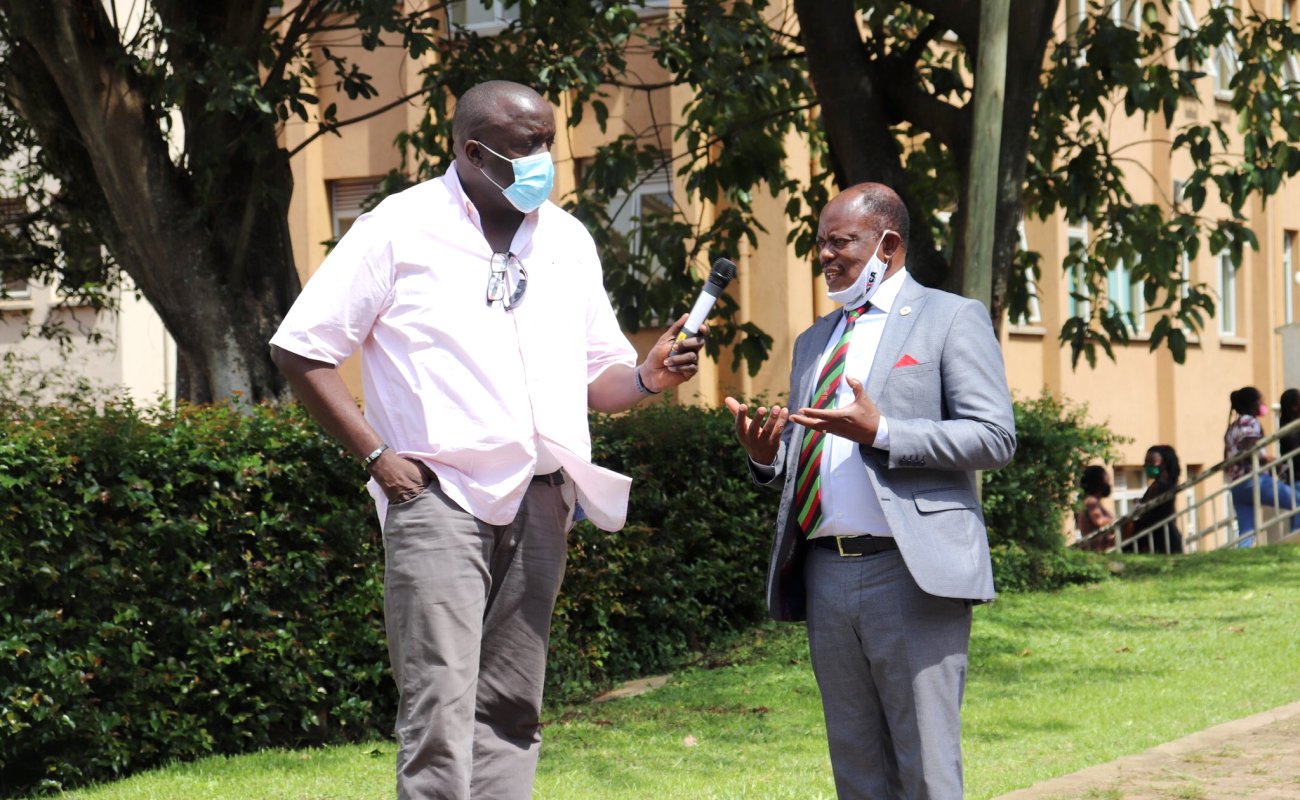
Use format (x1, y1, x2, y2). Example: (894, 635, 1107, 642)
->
(790, 376, 881, 446)
(641, 313, 705, 392)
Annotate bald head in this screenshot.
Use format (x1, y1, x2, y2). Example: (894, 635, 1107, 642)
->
(829, 183, 910, 249)
(452, 81, 549, 155)
(816, 183, 911, 292)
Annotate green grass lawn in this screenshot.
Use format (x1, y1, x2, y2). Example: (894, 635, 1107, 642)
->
(48, 546, 1300, 800)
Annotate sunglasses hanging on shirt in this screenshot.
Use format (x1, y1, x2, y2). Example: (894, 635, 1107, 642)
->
(486, 251, 528, 310)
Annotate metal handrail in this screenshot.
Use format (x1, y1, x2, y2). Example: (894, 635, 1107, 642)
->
(1076, 416, 1300, 553)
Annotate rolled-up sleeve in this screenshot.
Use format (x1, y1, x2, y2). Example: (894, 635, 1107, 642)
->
(269, 214, 395, 364)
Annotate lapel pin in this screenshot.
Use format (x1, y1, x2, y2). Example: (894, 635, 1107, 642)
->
(899, 306, 912, 316)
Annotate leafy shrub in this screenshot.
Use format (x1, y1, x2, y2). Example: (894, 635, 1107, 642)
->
(988, 542, 1109, 593)
(981, 391, 1125, 590)
(0, 387, 1118, 794)
(0, 400, 391, 796)
(548, 403, 778, 699)
(0, 398, 777, 795)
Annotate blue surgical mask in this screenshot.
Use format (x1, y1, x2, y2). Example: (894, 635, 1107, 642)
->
(472, 141, 555, 213)
(827, 230, 895, 307)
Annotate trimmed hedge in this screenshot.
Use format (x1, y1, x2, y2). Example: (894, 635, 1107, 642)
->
(0, 401, 389, 796)
(0, 399, 777, 796)
(548, 403, 776, 699)
(0, 390, 1110, 794)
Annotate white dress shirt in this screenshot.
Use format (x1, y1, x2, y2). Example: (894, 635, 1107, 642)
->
(752, 268, 909, 538)
(270, 162, 638, 530)
(808, 269, 909, 538)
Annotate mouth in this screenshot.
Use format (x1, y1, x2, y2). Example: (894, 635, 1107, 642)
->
(824, 264, 847, 290)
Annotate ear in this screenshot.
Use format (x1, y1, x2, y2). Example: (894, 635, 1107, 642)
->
(879, 230, 902, 261)
(463, 139, 485, 169)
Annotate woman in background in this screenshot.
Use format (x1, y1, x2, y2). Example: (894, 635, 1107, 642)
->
(1225, 386, 1300, 545)
(1277, 389, 1300, 481)
(1125, 445, 1183, 554)
(1077, 465, 1116, 551)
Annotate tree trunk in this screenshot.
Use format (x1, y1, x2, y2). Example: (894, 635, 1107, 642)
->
(0, 0, 298, 403)
(795, 0, 1060, 326)
(793, 0, 949, 290)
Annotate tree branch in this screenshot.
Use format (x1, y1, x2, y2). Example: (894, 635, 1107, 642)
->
(285, 85, 433, 159)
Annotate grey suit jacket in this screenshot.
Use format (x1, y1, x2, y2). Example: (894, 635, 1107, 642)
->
(754, 275, 1016, 621)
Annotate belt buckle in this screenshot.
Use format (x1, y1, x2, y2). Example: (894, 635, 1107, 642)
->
(836, 536, 863, 557)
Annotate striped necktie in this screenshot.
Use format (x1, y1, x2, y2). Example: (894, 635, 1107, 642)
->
(794, 303, 869, 537)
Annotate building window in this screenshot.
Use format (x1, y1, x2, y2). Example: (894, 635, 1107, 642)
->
(449, 1, 521, 35)
(610, 171, 674, 277)
(1208, 1, 1240, 98)
(1218, 251, 1237, 336)
(329, 178, 385, 239)
(0, 197, 29, 300)
(1066, 219, 1090, 320)
(1107, 0, 1143, 29)
(1010, 221, 1042, 326)
(1284, 231, 1297, 326)
(1176, 0, 1199, 73)
(1107, 259, 1145, 334)
(1064, 0, 1089, 53)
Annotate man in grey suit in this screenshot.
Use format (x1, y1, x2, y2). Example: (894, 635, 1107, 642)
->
(725, 183, 1015, 799)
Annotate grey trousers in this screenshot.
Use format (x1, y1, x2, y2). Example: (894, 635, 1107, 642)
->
(382, 475, 574, 800)
(804, 546, 972, 800)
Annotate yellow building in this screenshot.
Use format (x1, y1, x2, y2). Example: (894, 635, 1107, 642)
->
(279, 1, 1300, 526)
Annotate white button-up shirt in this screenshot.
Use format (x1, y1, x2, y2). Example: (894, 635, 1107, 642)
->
(270, 162, 638, 530)
(806, 268, 909, 538)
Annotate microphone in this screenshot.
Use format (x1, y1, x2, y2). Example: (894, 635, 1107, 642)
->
(676, 257, 737, 347)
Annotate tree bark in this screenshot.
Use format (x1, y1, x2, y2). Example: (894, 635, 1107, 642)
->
(0, 0, 297, 402)
(792, 0, 948, 290)
(794, 0, 1060, 325)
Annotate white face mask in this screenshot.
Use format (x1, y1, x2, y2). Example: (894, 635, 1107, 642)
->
(826, 230, 895, 307)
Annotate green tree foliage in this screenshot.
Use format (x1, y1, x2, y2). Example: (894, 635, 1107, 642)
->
(0, 0, 444, 401)
(2, 1, 1296, 396)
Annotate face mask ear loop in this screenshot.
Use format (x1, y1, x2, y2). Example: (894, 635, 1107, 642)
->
(470, 140, 509, 191)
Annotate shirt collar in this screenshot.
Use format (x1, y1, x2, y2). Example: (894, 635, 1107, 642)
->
(445, 159, 541, 254)
(860, 267, 908, 315)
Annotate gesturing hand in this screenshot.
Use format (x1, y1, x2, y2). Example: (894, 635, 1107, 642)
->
(724, 396, 788, 466)
(789, 376, 881, 446)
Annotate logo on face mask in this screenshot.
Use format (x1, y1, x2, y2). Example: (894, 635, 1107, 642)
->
(472, 140, 555, 213)
(826, 230, 896, 307)
(1144, 465, 1162, 479)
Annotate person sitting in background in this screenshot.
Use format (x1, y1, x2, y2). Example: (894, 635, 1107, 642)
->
(1277, 388, 1300, 483)
(1124, 445, 1183, 554)
(1224, 386, 1300, 546)
(1077, 465, 1115, 551)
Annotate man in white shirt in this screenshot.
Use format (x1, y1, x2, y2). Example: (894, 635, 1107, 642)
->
(725, 184, 1015, 799)
(270, 80, 704, 800)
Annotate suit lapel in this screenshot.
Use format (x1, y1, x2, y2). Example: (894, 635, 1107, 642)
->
(867, 276, 927, 400)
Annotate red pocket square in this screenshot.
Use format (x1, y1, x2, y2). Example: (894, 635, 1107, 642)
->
(894, 354, 919, 368)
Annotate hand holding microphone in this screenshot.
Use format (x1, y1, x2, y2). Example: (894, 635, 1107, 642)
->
(672, 257, 737, 354)
(639, 257, 736, 395)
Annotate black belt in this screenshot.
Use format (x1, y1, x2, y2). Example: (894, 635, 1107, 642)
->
(532, 470, 565, 486)
(813, 535, 898, 557)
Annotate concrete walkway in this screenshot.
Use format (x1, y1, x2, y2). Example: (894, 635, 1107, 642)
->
(995, 700, 1300, 799)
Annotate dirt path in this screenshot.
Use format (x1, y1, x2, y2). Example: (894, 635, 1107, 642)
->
(995, 701, 1300, 800)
